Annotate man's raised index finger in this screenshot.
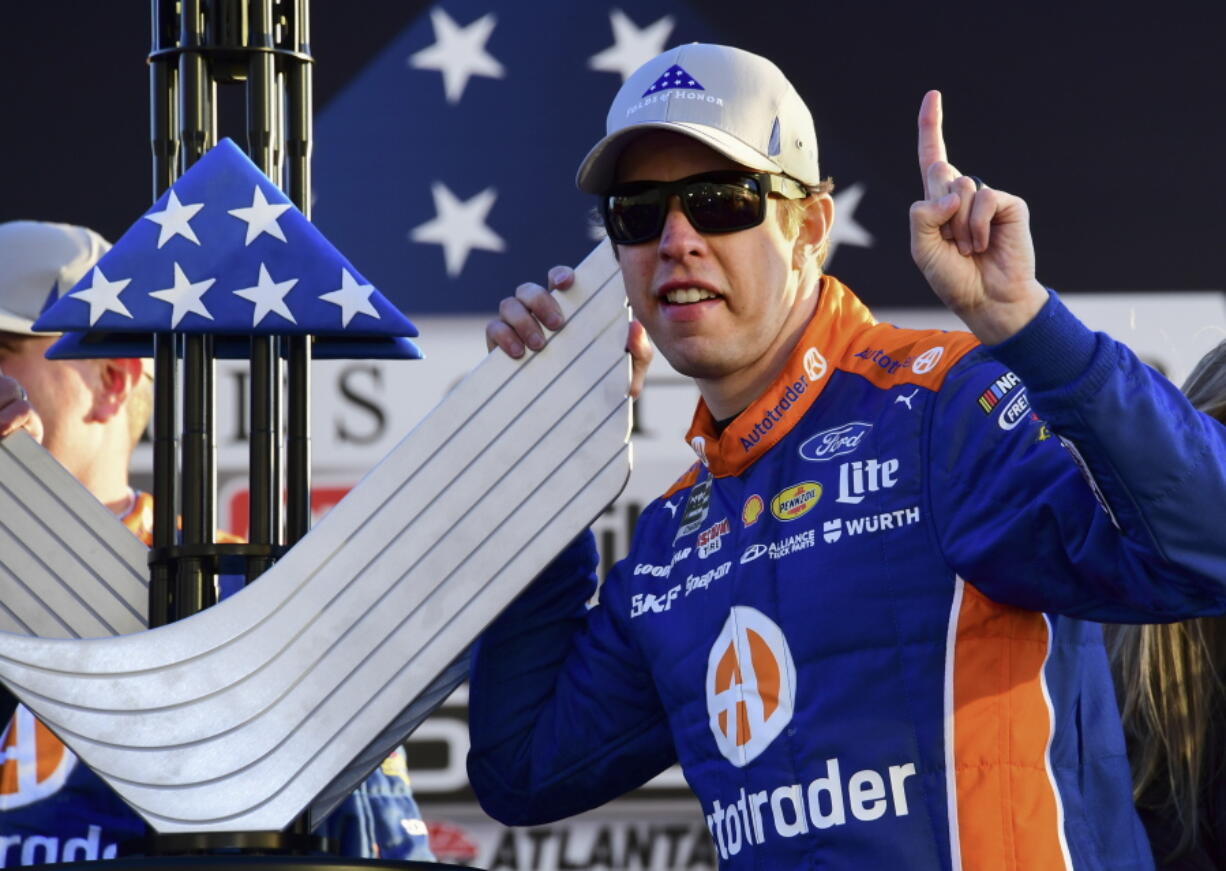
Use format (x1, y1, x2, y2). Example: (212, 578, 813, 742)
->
(917, 90, 947, 194)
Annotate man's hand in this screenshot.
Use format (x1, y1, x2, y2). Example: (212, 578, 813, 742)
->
(485, 265, 654, 399)
(909, 90, 1048, 345)
(0, 372, 44, 443)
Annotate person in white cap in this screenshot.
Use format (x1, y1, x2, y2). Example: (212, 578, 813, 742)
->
(0, 220, 436, 864)
(471, 44, 1226, 869)
(0, 221, 149, 505)
(0, 220, 158, 863)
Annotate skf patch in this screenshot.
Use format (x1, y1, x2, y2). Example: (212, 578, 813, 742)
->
(770, 482, 822, 521)
(742, 494, 765, 527)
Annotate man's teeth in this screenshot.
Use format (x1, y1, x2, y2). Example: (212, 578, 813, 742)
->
(663, 288, 718, 304)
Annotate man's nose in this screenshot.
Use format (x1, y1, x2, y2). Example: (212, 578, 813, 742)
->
(657, 196, 704, 258)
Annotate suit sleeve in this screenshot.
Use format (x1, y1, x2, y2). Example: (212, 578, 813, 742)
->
(928, 291, 1226, 622)
(467, 529, 676, 825)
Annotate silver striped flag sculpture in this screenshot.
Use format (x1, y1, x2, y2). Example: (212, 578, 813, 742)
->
(0, 239, 630, 832)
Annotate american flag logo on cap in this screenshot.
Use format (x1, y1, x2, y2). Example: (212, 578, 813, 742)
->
(641, 64, 703, 98)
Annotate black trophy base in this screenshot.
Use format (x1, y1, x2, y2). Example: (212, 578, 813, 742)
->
(39, 833, 480, 871)
(39, 858, 479, 870)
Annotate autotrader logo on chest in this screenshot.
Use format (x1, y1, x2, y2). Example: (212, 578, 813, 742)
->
(706, 606, 796, 767)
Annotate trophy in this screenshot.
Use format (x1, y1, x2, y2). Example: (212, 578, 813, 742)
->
(0, 0, 631, 866)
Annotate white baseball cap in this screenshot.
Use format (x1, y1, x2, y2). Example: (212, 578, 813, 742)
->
(576, 43, 821, 194)
(0, 221, 111, 335)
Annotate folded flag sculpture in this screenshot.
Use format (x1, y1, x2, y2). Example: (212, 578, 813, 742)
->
(0, 238, 630, 832)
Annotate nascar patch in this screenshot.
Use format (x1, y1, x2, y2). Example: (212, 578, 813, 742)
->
(977, 371, 1022, 414)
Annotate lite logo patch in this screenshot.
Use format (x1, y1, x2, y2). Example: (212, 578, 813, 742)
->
(706, 607, 796, 767)
(836, 457, 899, 504)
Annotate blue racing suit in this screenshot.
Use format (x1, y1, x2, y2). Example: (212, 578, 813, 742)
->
(468, 277, 1226, 870)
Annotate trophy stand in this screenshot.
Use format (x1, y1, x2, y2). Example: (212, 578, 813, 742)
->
(116, 1, 466, 866)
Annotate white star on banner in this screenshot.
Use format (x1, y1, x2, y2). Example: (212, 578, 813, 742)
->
(149, 263, 216, 328)
(233, 263, 298, 327)
(71, 267, 133, 326)
(408, 8, 504, 104)
(827, 183, 874, 265)
(228, 186, 292, 245)
(588, 10, 675, 81)
(410, 182, 505, 278)
(143, 190, 204, 249)
(319, 269, 379, 328)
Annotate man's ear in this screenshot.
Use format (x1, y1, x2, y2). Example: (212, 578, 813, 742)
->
(89, 357, 144, 423)
(794, 194, 835, 270)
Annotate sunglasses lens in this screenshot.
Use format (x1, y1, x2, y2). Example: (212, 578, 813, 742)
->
(604, 188, 664, 244)
(603, 173, 769, 243)
(685, 177, 764, 233)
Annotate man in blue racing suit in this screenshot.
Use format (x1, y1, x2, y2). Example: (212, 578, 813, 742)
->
(470, 43, 1226, 870)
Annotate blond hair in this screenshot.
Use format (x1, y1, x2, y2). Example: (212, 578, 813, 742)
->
(1108, 339, 1226, 861)
(126, 372, 153, 449)
(776, 178, 835, 266)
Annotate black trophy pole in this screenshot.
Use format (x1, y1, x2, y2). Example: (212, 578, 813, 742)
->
(285, 0, 313, 547)
(281, 0, 315, 840)
(130, 1, 463, 864)
(138, 0, 331, 858)
(246, 0, 280, 581)
(175, 0, 218, 620)
(148, 0, 179, 629)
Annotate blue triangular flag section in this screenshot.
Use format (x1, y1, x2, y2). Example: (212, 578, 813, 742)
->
(35, 139, 418, 339)
(641, 64, 703, 97)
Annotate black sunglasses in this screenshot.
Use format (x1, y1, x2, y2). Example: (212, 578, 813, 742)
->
(600, 170, 810, 245)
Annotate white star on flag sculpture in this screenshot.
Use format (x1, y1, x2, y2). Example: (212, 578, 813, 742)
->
(588, 10, 675, 81)
(143, 190, 205, 248)
(408, 8, 504, 104)
(148, 263, 216, 327)
(233, 263, 299, 326)
(70, 267, 134, 325)
(319, 269, 379, 328)
(228, 186, 292, 245)
(410, 181, 505, 278)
